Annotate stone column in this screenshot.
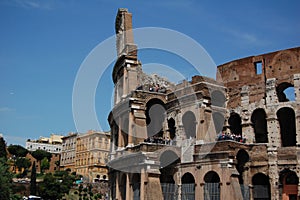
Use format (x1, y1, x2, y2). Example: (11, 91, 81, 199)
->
(128, 111, 134, 147)
(140, 168, 146, 200)
(267, 113, 280, 148)
(294, 74, 300, 146)
(123, 67, 128, 98)
(126, 173, 131, 200)
(268, 160, 280, 200)
(266, 78, 278, 104)
(118, 118, 123, 149)
(115, 172, 121, 200)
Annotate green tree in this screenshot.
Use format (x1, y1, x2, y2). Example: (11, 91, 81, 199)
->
(39, 173, 61, 199)
(39, 172, 75, 199)
(31, 149, 52, 173)
(0, 157, 12, 199)
(15, 157, 31, 173)
(30, 161, 37, 195)
(40, 157, 50, 173)
(7, 144, 28, 157)
(0, 137, 7, 159)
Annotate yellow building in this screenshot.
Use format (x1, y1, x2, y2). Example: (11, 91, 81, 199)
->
(60, 133, 78, 172)
(75, 130, 110, 182)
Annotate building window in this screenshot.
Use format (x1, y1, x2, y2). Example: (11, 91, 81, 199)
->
(254, 61, 262, 75)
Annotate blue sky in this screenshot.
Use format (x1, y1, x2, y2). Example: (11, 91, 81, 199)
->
(0, 0, 299, 145)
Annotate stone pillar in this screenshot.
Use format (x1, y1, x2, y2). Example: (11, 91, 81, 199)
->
(197, 107, 206, 140)
(143, 172, 163, 200)
(268, 145, 280, 200)
(294, 74, 300, 146)
(126, 173, 131, 200)
(122, 67, 128, 98)
(204, 108, 214, 142)
(267, 113, 280, 148)
(140, 168, 146, 200)
(133, 110, 147, 143)
(128, 111, 134, 147)
(294, 74, 300, 102)
(115, 172, 121, 200)
(127, 63, 139, 93)
(118, 118, 123, 149)
(266, 78, 278, 104)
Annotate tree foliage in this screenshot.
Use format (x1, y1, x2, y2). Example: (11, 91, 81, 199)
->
(0, 137, 7, 159)
(0, 157, 12, 199)
(31, 149, 52, 173)
(15, 157, 31, 172)
(7, 145, 28, 157)
(31, 149, 52, 161)
(41, 157, 50, 173)
(39, 172, 75, 199)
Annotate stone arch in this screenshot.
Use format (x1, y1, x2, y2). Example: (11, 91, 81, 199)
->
(211, 90, 226, 107)
(236, 149, 250, 184)
(159, 150, 180, 199)
(252, 173, 270, 200)
(159, 149, 180, 169)
(203, 171, 221, 200)
(145, 94, 167, 105)
(251, 108, 268, 143)
(182, 172, 195, 200)
(182, 111, 196, 139)
(276, 82, 295, 102)
(279, 169, 299, 200)
(146, 98, 166, 138)
(228, 112, 242, 136)
(277, 107, 296, 147)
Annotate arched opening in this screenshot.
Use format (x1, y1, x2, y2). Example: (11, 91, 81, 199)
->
(119, 173, 127, 200)
(280, 169, 299, 200)
(277, 82, 295, 102)
(251, 108, 268, 143)
(131, 173, 140, 200)
(204, 171, 220, 200)
(182, 111, 196, 139)
(160, 150, 180, 199)
(211, 90, 226, 107)
(213, 112, 225, 134)
(182, 172, 195, 200)
(146, 99, 166, 138)
(252, 173, 270, 200)
(168, 118, 176, 140)
(277, 107, 296, 147)
(236, 149, 249, 184)
(228, 112, 242, 136)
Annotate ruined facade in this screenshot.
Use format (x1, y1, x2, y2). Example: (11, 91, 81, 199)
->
(108, 8, 300, 200)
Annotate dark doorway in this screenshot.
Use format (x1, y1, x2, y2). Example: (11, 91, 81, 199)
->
(277, 107, 296, 147)
(251, 109, 268, 143)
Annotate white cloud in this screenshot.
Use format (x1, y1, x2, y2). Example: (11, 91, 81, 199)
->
(2, 135, 27, 146)
(0, 107, 15, 112)
(222, 28, 270, 47)
(3, 0, 54, 10)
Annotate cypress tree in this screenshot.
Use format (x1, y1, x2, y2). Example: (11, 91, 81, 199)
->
(30, 161, 37, 195)
(0, 137, 7, 159)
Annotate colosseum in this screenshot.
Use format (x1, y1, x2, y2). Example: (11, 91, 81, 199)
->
(107, 8, 300, 200)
